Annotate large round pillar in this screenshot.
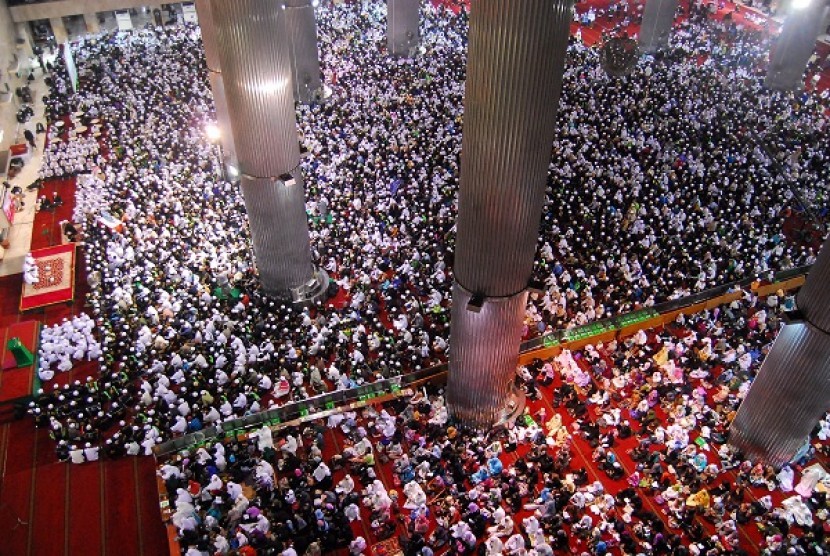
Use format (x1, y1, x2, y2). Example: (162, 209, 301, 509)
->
(638, 0, 679, 53)
(449, 285, 529, 425)
(195, 0, 238, 172)
(209, 0, 326, 300)
(387, 0, 420, 57)
(765, 0, 830, 91)
(83, 13, 101, 35)
(447, 0, 573, 427)
(284, 0, 323, 103)
(729, 235, 830, 467)
(50, 17, 68, 44)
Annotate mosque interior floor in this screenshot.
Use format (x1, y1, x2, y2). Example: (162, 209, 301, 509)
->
(259, 312, 830, 555)
(0, 61, 53, 278)
(0, 84, 169, 556)
(0, 1, 828, 555)
(0, 289, 170, 554)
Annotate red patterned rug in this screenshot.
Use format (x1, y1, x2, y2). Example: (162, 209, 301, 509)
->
(20, 243, 76, 311)
(371, 537, 403, 556)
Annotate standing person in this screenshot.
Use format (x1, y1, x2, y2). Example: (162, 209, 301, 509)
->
(24, 128, 36, 149)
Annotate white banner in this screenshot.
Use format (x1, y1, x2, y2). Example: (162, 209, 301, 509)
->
(63, 43, 78, 92)
(0, 188, 14, 229)
(182, 3, 198, 24)
(115, 10, 134, 31)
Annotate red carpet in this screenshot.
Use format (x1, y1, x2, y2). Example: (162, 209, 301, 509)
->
(3, 5, 830, 556)
(0, 419, 37, 556)
(68, 462, 104, 555)
(31, 431, 68, 556)
(0, 274, 23, 330)
(0, 168, 166, 556)
(430, 0, 465, 15)
(104, 458, 142, 556)
(782, 210, 825, 253)
(135, 457, 172, 556)
(29, 177, 77, 252)
(0, 366, 36, 405)
(0, 320, 40, 404)
(809, 40, 830, 94)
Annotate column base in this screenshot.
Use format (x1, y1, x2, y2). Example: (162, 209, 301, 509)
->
(299, 85, 334, 105)
(239, 170, 319, 298)
(284, 267, 330, 306)
(299, 86, 330, 105)
(764, 74, 805, 92)
(310, 85, 334, 104)
(494, 384, 526, 429)
(639, 44, 663, 55)
(446, 283, 529, 428)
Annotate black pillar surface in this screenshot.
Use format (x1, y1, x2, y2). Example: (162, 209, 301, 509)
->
(284, 0, 323, 103)
(387, 0, 420, 57)
(195, 0, 238, 171)
(638, 0, 680, 53)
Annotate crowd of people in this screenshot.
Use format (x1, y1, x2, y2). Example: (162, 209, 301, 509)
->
(37, 313, 102, 380)
(38, 134, 103, 180)
(162, 290, 830, 555)
(22, 251, 40, 285)
(24, 0, 829, 472)
(526, 6, 830, 335)
(14, 0, 830, 553)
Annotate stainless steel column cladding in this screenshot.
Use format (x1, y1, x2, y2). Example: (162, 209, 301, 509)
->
(208, 73, 238, 169)
(196, 0, 221, 73)
(638, 0, 680, 53)
(196, 0, 238, 169)
(447, 284, 529, 426)
(210, 0, 300, 174)
(729, 236, 830, 467)
(447, 0, 573, 427)
(387, 0, 420, 57)
(209, 0, 320, 298)
(765, 2, 830, 90)
(284, 0, 323, 103)
(239, 168, 317, 291)
(797, 235, 830, 332)
(728, 322, 830, 467)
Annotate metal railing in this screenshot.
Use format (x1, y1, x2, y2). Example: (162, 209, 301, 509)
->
(153, 363, 447, 456)
(154, 263, 811, 457)
(521, 264, 810, 351)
